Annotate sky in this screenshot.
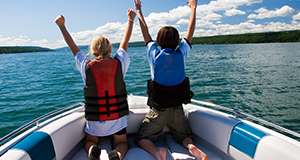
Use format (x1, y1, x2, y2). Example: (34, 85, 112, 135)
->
(0, 0, 299, 49)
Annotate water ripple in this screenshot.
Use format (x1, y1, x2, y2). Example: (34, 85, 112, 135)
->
(1, 43, 300, 138)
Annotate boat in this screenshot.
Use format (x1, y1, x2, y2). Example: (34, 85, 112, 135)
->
(1, 94, 300, 160)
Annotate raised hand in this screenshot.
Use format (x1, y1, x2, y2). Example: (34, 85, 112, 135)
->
(134, 0, 142, 12)
(55, 15, 65, 27)
(127, 9, 137, 20)
(186, 0, 197, 9)
(54, 15, 80, 57)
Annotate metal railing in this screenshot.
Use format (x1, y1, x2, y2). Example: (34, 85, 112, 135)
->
(191, 99, 300, 139)
(0, 102, 85, 156)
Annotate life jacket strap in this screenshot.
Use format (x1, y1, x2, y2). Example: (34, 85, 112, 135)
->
(85, 104, 128, 115)
(85, 93, 127, 100)
(85, 91, 127, 118)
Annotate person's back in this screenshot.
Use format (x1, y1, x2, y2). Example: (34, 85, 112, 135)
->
(84, 57, 128, 121)
(134, 0, 209, 160)
(154, 50, 185, 85)
(147, 26, 190, 85)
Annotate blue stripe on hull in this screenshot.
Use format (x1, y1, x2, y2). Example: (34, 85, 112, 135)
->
(12, 131, 55, 160)
(229, 123, 268, 158)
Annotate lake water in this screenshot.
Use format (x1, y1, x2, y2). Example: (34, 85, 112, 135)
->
(0, 43, 300, 139)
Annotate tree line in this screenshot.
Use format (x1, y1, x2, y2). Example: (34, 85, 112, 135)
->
(190, 30, 300, 45)
(1, 30, 299, 53)
(0, 46, 53, 54)
(123, 30, 300, 47)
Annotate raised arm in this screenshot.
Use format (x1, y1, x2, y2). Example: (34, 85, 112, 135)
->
(119, 9, 136, 52)
(184, 0, 197, 43)
(134, 0, 152, 44)
(55, 15, 80, 57)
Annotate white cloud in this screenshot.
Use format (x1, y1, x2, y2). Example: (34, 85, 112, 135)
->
(69, 22, 127, 46)
(48, 0, 265, 49)
(165, 0, 265, 26)
(128, 0, 261, 27)
(224, 9, 246, 16)
(201, 0, 262, 12)
(293, 12, 300, 20)
(32, 39, 49, 47)
(176, 19, 189, 25)
(193, 20, 300, 37)
(0, 35, 54, 48)
(46, 0, 299, 49)
(248, 5, 295, 19)
(52, 21, 144, 49)
(0, 35, 31, 46)
(196, 20, 217, 28)
(202, 12, 223, 21)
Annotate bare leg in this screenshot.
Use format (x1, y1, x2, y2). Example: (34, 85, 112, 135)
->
(138, 139, 166, 160)
(113, 134, 128, 160)
(182, 137, 209, 160)
(85, 133, 100, 159)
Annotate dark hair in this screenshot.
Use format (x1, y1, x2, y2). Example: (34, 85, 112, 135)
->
(156, 26, 179, 49)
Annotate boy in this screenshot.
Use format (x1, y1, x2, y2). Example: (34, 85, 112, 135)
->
(133, 0, 209, 160)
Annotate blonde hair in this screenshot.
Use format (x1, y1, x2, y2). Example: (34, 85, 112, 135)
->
(89, 35, 112, 59)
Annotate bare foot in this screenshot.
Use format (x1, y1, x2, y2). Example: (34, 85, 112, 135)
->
(188, 144, 209, 160)
(155, 148, 167, 160)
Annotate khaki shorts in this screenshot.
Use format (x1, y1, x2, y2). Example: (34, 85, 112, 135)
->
(135, 106, 192, 144)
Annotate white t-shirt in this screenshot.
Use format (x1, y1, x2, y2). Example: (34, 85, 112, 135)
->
(75, 48, 130, 136)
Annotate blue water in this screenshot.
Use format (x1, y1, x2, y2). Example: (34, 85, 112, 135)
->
(1, 43, 300, 139)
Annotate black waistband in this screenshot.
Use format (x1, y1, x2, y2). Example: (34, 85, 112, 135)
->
(85, 93, 127, 100)
(85, 100, 127, 108)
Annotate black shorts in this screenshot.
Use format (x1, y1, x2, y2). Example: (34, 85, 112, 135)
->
(115, 128, 127, 135)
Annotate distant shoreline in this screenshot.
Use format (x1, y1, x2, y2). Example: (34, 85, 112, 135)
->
(191, 30, 300, 45)
(0, 46, 53, 54)
(110, 30, 300, 48)
(1, 30, 299, 54)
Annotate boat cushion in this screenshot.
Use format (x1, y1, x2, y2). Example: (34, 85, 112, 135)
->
(229, 123, 267, 158)
(71, 136, 112, 160)
(0, 149, 31, 160)
(254, 135, 300, 160)
(11, 131, 55, 160)
(164, 133, 223, 160)
(124, 134, 174, 160)
(187, 107, 240, 154)
(39, 112, 86, 160)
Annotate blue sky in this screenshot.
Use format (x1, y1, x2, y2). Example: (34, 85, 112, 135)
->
(0, 0, 299, 49)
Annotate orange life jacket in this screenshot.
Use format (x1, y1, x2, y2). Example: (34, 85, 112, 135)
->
(84, 58, 128, 121)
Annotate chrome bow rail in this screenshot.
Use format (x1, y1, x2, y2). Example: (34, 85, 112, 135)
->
(0, 102, 85, 156)
(191, 99, 300, 139)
